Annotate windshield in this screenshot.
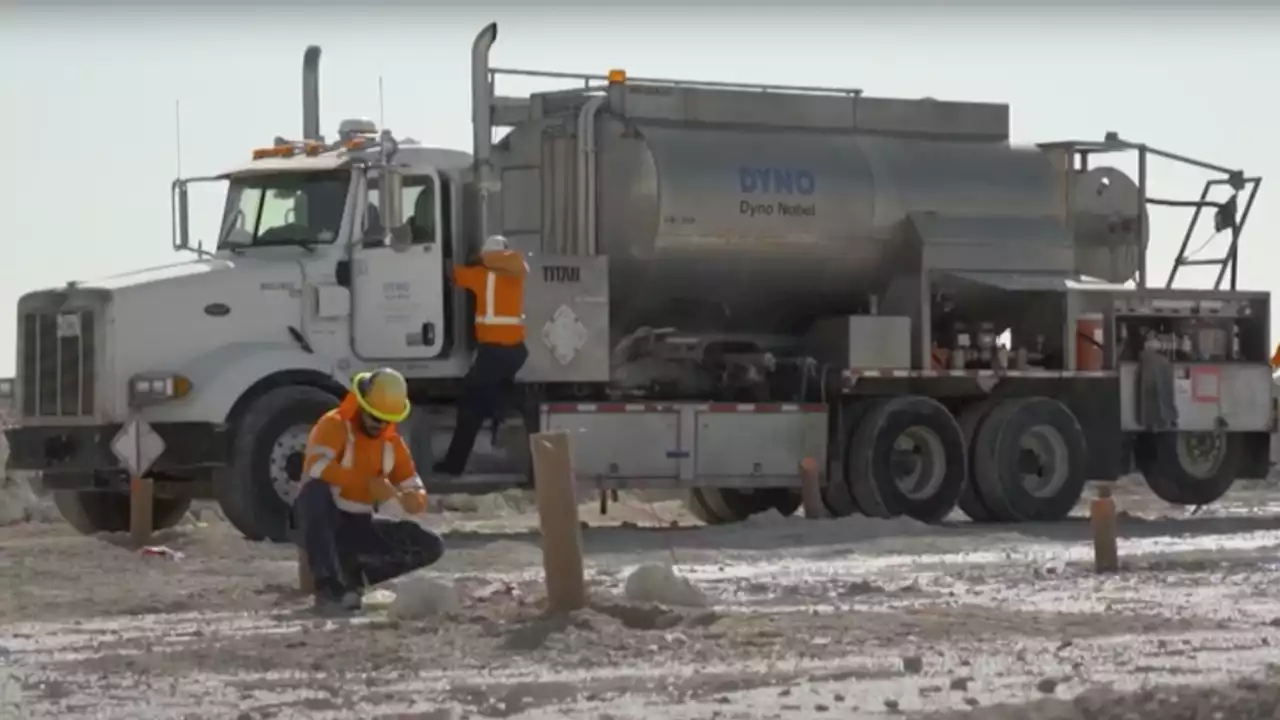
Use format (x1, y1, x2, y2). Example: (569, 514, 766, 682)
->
(218, 170, 350, 249)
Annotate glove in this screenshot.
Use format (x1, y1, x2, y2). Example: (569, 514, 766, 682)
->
(398, 489, 427, 515)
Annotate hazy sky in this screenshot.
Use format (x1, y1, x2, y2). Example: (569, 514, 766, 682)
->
(2, 5, 1277, 376)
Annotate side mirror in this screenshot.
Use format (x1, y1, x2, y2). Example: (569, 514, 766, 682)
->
(171, 179, 191, 251)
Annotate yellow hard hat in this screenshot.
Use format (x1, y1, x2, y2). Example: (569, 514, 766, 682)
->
(351, 368, 411, 423)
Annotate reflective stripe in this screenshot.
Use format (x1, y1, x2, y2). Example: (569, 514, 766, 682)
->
(307, 457, 331, 478)
(305, 446, 336, 479)
(304, 419, 396, 514)
(341, 428, 356, 469)
(397, 474, 425, 491)
(476, 270, 524, 326)
(382, 441, 395, 476)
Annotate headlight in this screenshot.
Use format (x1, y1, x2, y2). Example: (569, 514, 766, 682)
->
(0, 378, 12, 399)
(129, 373, 192, 406)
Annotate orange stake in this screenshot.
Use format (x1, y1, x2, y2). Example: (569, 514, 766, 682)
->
(1091, 485, 1119, 574)
(799, 457, 826, 520)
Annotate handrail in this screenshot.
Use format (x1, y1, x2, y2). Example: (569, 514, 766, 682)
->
(1039, 133, 1258, 291)
(489, 66, 864, 98)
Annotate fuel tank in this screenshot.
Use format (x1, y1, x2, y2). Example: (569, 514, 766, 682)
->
(506, 118, 1145, 336)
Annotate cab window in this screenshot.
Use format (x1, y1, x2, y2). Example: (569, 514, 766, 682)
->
(364, 175, 437, 247)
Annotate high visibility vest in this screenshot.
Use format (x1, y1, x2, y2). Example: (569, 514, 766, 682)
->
(477, 270, 525, 328)
(456, 259, 526, 346)
(303, 408, 424, 514)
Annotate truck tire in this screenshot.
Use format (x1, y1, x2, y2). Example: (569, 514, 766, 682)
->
(972, 397, 1087, 522)
(724, 488, 788, 517)
(1134, 432, 1241, 506)
(216, 385, 339, 542)
(52, 491, 191, 536)
(821, 464, 859, 518)
(762, 488, 802, 517)
(843, 395, 966, 523)
(824, 400, 874, 518)
(684, 489, 719, 524)
(956, 401, 999, 523)
(684, 488, 752, 525)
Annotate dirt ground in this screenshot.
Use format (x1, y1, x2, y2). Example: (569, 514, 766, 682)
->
(3, 477, 1280, 719)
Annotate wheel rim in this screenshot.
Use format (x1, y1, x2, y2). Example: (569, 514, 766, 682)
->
(1174, 432, 1226, 480)
(268, 423, 311, 504)
(1017, 424, 1069, 499)
(891, 425, 946, 500)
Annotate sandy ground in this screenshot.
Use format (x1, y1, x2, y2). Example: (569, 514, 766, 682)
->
(3, 474, 1280, 719)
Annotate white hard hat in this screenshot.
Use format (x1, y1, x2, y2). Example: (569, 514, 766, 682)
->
(482, 234, 510, 252)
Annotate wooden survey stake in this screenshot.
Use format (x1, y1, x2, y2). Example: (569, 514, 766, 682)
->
(129, 476, 154, 547)
(799, 457, 826, 520)
(1091, 485, 1119, 573)
(114, 417, 166, 548)
(529, 430, 586, 613)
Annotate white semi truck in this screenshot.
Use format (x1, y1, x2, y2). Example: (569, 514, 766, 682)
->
(3, 24, 1273, 541)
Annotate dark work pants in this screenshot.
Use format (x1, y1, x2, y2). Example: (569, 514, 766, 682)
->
(294, 480, 445, 593)
(438, 341, 529, 473)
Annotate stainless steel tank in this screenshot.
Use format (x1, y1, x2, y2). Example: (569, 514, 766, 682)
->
(495, 114, 1143, 336)
(586, 122, 1144, 335)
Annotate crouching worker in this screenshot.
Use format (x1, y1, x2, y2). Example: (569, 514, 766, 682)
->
(295, 367, 445, 614)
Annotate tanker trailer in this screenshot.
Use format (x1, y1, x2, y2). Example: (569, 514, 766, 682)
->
(5, 23, 1270, 542)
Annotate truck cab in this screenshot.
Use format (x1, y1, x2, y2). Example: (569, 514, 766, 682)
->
(202, 125, 472, 369)
(3, 44, 608, 541)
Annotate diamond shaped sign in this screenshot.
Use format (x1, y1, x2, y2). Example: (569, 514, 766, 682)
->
(111, 418, 166, 477)
(541, 304, 588, 366)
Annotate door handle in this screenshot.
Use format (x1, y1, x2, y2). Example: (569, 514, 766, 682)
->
(335, 260, 351, 288)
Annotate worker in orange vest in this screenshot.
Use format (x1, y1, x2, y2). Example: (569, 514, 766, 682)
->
(295, 368, 444, 614)
(433, 234, 530, 476)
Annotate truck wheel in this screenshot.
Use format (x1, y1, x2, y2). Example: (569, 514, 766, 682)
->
(843, 395, 966, 523)
(684, 488, 752, 525)
(52, 491, 191, 536)
(1135, 432, 1241, 506)
(217, 385, 339, 543)
(821, 465, 860, 518)
(698, 488, 800, 518)
(972, 397, 1087, 522)
(684, 489, 718, 524)
(761, 488, 802, 517)
(956, 401, 999, 523)
(824, 400, 875, 518)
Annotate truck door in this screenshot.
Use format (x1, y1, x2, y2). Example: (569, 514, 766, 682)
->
(351, 171, 447, 359)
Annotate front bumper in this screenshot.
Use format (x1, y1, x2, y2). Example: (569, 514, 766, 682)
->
(3, 422, 227, 480)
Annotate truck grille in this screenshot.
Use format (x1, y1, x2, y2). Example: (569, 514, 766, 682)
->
(20, 309, 96, 417)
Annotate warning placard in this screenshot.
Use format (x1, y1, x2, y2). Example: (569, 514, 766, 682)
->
(1189, 366, 1221, 403)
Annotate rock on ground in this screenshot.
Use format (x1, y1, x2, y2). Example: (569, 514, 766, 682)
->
(387, 573, 462, 619)
(623, 562, 709, 608)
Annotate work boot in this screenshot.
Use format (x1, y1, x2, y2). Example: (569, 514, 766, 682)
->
(339, 589, 363, 612)
(312, 579, 360, 617)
